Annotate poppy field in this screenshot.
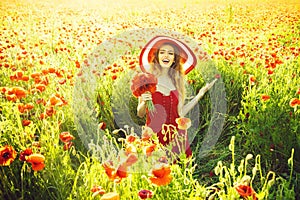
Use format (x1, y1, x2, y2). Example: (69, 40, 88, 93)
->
(0, 0, 299, 199)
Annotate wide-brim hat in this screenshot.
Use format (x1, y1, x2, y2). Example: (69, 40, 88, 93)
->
(139, 36, 197, 75)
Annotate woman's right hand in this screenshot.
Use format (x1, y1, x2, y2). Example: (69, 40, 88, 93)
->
(137, 92, 152, 118)
(140, 91, 152, 102)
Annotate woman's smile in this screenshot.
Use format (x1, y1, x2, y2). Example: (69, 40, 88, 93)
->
(162, 58, 170, 64)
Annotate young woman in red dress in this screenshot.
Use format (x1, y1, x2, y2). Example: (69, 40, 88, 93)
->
(137, 36, 217, 159)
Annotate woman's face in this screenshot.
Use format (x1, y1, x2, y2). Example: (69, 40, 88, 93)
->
(158, 44, 175, 68)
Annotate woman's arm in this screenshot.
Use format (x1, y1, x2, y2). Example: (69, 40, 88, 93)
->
(137, 97, 146, 118)
(137, 92, 152, 118)
(180, 79, 217, 117)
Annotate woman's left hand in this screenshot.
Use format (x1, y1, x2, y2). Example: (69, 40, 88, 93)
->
(181, 78, 218, 116)
(198, 78, 217, 96)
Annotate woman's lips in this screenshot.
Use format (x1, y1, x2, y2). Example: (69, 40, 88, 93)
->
(162, 59, 169, 64)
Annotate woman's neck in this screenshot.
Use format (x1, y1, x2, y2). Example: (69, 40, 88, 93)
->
(160, 67, 169, 76)
(157, 72, 175, 91)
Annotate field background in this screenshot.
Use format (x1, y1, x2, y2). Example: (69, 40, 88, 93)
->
(0, 0, 299, 199)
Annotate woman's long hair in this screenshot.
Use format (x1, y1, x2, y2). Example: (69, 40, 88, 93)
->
(150, 42, 185, 115)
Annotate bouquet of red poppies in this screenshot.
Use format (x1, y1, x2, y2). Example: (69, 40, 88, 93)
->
(130, 72, 157, 113)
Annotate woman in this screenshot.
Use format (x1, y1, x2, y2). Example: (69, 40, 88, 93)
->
(137, 36, 217, 158)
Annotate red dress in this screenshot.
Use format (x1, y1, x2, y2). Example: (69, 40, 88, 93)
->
(146, 90, 192, 158)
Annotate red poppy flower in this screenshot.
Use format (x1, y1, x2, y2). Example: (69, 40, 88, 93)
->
(267, 69, 274, 75)
(126, 134, 137, 143)
(12, 87, 27, 98)
(0, 145, 17, 166)
(34, 84, 46, 93)
(125, 153, 138, 167)
(6, 87, 27, 101)
(138, 189, 153, 199)
(30, 72, 41, 79)
(131, 72, 157, 112)
(102, 160, 116, 180)
(25, 103, 34, 110)
(261, 94, 270, 101)
(102, 161, 128, 182)
(25, 153, 45, 171)
(0, 87, 7, 94)
(91, 185, 106, 197)
(75, 60, 81, 68)
(41, 69, 49, 75)
(235, 185, 257, 200)
(116, 163, 128, 179)
(10, 71, 28, 81)
(249, 75, 256, 85)
(48, 95, 64, 106)
(59, 132, 75, 143)
(175, 117, 191, 130)
(111, 75, 117, 80)
(149, 163, 172, 186)
(131, 72, 157, 97)
(18, 103, 34, 113)
(98, 122, 106, 130)
(19, 148, 33, 161)
(289, 98, 300, 108)
(22, 119, 31, 126)
(91, 185, 106, 194)
(144, 144, 156, 157)
(45, 106, 56, 116)
(6, 94, 17, 102)
(39, 113, 46, 119)
(21, 75, 29, 81)
(48, 67, 56, 73)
